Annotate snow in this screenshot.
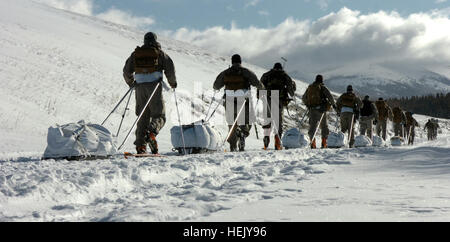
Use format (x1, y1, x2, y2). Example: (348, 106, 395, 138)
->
(1, 0, 450, 222)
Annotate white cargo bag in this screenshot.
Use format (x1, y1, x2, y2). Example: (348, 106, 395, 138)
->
(390, 136, 405, 146)
(372, 135, 384, 147)
(354, 135, 372, 148)
(327, 131, 346, 148)
(281, 128, 309, 149)
(171, 122, 221, 154)
(43, 120, 117, 160)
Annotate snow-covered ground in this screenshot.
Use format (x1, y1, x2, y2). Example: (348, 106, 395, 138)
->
(1, 0, 450, 222)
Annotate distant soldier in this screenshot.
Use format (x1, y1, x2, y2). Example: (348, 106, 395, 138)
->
(359, 95, 378, 139)
(214, 54, 265, 152)
(405, 111, 419, 145)
(392, 106, 406, 137)
(424, 119, 434, 141)
(432, 119, 440, 140)
(259, 62, 296, 150)
(374, 97, 393, 141)
(302, 75, 336, 149)
(336, 85, 363, 148)
(123, 32, 177, 154)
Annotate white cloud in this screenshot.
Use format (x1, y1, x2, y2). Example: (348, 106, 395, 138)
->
(96, 8, 155, 29)
(167, 8, 450, 76)
(258, 10, 270, 16)
(34, 0, 155, 29)
(245, 0, 261, 8)
(435, 0, 447, 3)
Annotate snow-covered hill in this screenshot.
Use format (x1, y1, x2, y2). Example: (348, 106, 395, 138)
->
(320, 62, 450, 98)
(0, 0, 310, 158)
(1, 0, 450, 222)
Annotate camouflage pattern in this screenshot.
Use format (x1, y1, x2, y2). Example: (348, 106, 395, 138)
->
(123, 40, 177, 147)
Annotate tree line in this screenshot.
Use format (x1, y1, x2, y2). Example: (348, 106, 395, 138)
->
(386, 93, 450, 119)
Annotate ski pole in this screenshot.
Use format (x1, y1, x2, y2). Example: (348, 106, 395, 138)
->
(102, 86, 134, 126)
(204, 91, 218, 121)
(223, 99, 247, 148)
(118, 83, 160, 151)
(173, 89, 187, 155)
(116, 88, 134, 137)
(298, 109, 310, 129)
(348, 114, 355, 145)
(311, 112, 325, 144)
(206, 94, 224, 123)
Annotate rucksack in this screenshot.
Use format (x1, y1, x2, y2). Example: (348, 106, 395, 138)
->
(375, 100, 388, 120)
(340, 93, 356, 108)
(134, 46, 159, 74)
(265, 71, 291, 102)
(304, 83, 323, 107)
(224, 67, 248, 90)
(392, 107, 404, 123)
(360, 100, 373, 117)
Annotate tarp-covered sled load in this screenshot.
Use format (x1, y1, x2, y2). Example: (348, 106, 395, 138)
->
(354, 135, 372, 148)
(43, 120, 117, 160)
(390, 136, 405, 146)
(327, 131, 347, 148)
(170, 121, 222, 154)
(281, 128, 309, 149)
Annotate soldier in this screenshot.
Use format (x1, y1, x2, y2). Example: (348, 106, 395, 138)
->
(259, 62, 296, 150)
(214, 54, 265, 152)
(392, 106, 406, 137)
(359, 95, 378, 139)
(336, 85, 363, 148)
(405, 111, 419, 145)
(123, 32, 177, 154)
(424, 119, 434, 141)
(374, 97, 393, 141)
(302, 75, 336, 149)
(432, 119, 440, 140)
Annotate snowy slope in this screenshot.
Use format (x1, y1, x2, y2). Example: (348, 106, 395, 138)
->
(0, 0, 309, 158)
(320, 62, 450, 98)
(1, 0, 450, 222)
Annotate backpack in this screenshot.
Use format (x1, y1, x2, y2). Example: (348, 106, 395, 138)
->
(375, 100, 388, 120)
(392, 107, 404, 123)
(340, 93, 356, 108)
(265, 71, 291, 103)
(360, 100, 373, 117)
(304, 83, 323, 107)
(224, 67, 248, 90)
(134, 46, 159, 74)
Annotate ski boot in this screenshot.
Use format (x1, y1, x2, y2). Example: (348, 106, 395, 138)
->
(263, 136, 270, 150)
(145, 131, 158, 154)
(311, 138, 317, 149)
(238, 135, 245, 151)
(274, 135, 282, 150)
(136, 145, 147, 154)
(321, 137, 327, 148)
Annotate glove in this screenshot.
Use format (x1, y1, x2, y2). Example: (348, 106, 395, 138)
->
(170, 82, 177, 89)
(128, 81, 137, 88)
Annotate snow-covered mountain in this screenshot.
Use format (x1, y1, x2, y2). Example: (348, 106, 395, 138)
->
(317, 62, 450, 98)
(0, 0, 310, 157)
(1, 0, 450, 222)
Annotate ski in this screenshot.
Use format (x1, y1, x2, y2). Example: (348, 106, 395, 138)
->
(123, 152, 165, 159)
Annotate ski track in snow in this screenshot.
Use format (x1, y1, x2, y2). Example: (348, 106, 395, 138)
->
(0, 148, 344, 221)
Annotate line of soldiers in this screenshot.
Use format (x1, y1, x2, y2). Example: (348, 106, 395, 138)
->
(123, 32, 440, 154)
(424, 119, 440, 141)
(301, 79, 438, 147)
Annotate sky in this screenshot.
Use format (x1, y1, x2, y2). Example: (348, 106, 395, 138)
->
(34, 0, 450, 79)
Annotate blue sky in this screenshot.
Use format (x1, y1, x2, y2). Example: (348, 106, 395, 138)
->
(88, 0, 450, 31)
